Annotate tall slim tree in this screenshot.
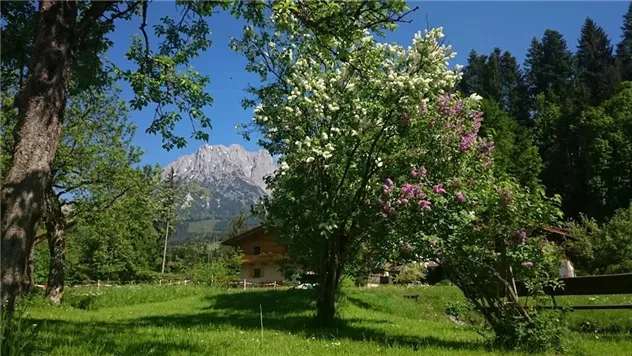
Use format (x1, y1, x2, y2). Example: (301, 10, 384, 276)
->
(525, 30, 575, 101)
(616, 2, 632, 82)
(576, 18, 619, 106)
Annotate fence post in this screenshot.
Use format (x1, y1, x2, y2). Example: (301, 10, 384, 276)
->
(97, 279, 100, 291)
(243, 279, 246, 290)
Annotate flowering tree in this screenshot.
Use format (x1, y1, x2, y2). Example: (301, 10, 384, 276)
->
(238, 19, 471, 322)
(235, 3, 563, 347)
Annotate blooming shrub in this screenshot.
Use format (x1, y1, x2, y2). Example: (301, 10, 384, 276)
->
(368, 91, 565, 349)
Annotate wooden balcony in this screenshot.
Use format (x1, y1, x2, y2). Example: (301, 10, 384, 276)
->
(243, 252, 285, 264)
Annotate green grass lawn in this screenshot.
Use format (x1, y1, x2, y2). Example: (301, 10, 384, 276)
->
(23, 285, 632, 355)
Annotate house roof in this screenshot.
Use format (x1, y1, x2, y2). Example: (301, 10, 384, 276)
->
(221, 225, 266, 246)
(541, 226, 577, 242)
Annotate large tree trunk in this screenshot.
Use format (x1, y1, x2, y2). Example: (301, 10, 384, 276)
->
(45, 228, 65, 304)
(316, 235, 345, 327)
(0, 1, 77, 311)
(25, 234, 46, 293)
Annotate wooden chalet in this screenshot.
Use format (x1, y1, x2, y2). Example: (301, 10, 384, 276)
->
(222, 225, 289, 284)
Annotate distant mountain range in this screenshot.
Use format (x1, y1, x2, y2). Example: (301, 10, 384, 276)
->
(164, 144, 276, 243)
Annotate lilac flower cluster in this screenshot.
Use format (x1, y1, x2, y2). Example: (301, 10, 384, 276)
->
(432, 184, 446, 195)
(437, 93, 463, 116)
(410, 165, 426, 178)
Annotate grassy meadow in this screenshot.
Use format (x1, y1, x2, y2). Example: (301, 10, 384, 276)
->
(20, 284, 632, 355)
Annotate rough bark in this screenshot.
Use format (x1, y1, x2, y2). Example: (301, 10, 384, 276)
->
(45, 227, 65, 304)
(0, 0, 77, 311)
(42, 183, 67, 304)
(26, 234, 46, 293)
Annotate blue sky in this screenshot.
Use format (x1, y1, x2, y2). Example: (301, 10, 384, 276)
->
(105, 1, 629, 167)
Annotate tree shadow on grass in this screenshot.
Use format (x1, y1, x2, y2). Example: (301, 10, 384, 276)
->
(31, 289, 488, 354)
(30, 318, 205, 355)
(135, 289, 487, 352)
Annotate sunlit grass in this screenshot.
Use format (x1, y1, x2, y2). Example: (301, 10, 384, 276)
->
(25, 284, 632, 355)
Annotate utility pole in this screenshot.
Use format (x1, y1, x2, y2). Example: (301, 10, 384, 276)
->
(161, 207, 170, 274)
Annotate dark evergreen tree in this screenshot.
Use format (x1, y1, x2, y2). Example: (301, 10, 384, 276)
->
(577, 18, 619, 106)
(616, 2, 632, 81)
(459, 50, 487, 97)
(525, 30, 575, 100)
(500, 51, 531, 125)
(459, 50, 540, 187)
(460, 48, 530, 124)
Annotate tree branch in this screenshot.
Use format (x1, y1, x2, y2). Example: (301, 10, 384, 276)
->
(100, 1, 142, 29)
(140, 1, 151, 60)
(77, 1, 116, 37)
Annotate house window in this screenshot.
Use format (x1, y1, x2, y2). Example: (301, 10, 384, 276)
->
(253, 246, 261, 255)
(253, 268, 261, 278)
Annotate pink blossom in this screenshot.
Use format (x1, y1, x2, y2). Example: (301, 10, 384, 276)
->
(437, 93, 455, 116)
(385, 178, 394, 187)
(418, 200, 432, 210)
(519, 231, 527, 245)
(456, 192, 466, 202)
(453, 100, 464, 115)
(410, 169, 419, 178)
(383, 201, 395, 214)
(521, 261, 534, 268)
(404, 243, 411, 250)
(459, 133, 476, 152)
(363, 199, 371, 206)
(472, 111, 483, 133)
(418, 166, 427, 176)
(396, 198, 409, 205)
(432, 184, 446, 195)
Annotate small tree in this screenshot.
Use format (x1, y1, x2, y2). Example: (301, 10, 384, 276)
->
(394, 264, 426, 285)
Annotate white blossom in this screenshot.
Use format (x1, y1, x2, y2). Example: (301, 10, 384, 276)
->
(469, 93, 483, 102)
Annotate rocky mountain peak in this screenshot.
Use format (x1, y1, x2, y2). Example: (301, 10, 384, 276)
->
(165, 144, 275, 193)
(164, 144, 275, 240)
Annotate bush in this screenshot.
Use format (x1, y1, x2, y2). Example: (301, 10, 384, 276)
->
(191, 262, 238, 288)
(490, 308, 568, 353)
(567, 204, 632, 275)
(394, 264, 426, 285)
